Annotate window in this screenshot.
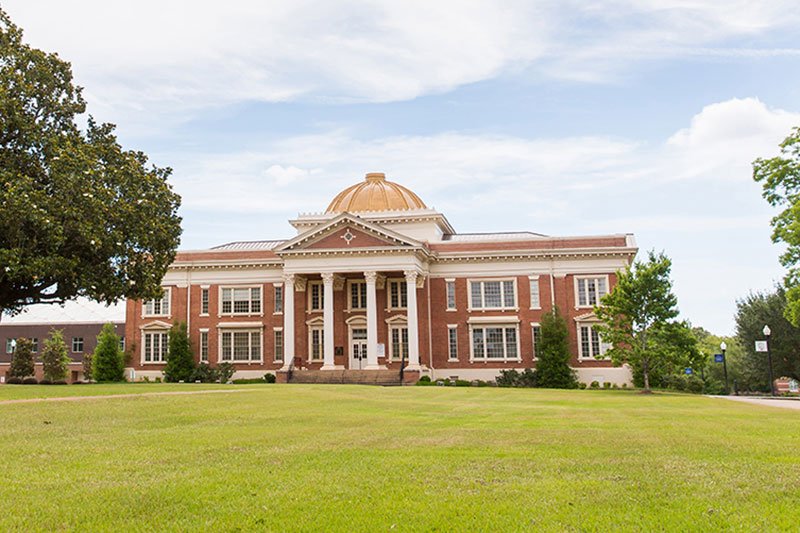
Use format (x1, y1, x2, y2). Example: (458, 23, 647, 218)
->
(274, 285, 283, 314)
(350, 281, 367, 310)
(221, 287, 261, 315)
(30, 338, 38, 353)
(389, 326, 409, 362)
(274, 329, 283, 362)
(309, 326, 324, 361)
(143, 332, 168, 363)
(72, 337, 84, 353)
(446, 280, 456, 310)
(529, 276, 540, 309)
(576, 277, 608, 307)
(308, 281, 324, 311)
(220, 330, 262, 362)
(469, 280, 516, 310)
(119, 336, 126, 351)
(200, 288, 209, 315)
(144, 289, 170, 317)
(448, 326, 458, 361)
(471, 325, 519, 361)
(388, 280, 407, 309)
(532, 324, 541, 359)
(790, 380, 799, 393)
(579, 324, 609, 359)
(200, 331, 208, 362)
(5, 339, 14, 354)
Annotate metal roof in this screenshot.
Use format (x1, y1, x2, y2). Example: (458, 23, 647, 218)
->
(210, 240, 286, 251)
(441, 232, 547, 242)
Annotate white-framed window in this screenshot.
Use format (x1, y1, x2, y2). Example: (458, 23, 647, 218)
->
(469, 279, 517, 310)
(446, 280, 456, 310)
(388, 279, 408, 310)
(389, 325, 409, 362)
(308, 281, 324, 311)
(531, 324, 541, 359)
(529, 276, 540, 309)
(144, 288, 171, 317)
(220, 286, 262, 315)
(119, 336, 125, 351)
(30, 338, 38, 353)
(72, 337, 84, 353)
(349, 281, 367, 310)
(470, 324, 519, 361)
(143, 331, 168, 363)
(200, 288, 209, 315)
(448, 326, 458, 361)
(579, 323, 610, 360)
(200, 330, 209, 362)
(274, 328, 283, 362)
(220, 330, 262, 362)
(5, 339, 14, 354)
(274, 285, 283, 314)
(575, 276, 608, 307)
(308, 325, 324, 361)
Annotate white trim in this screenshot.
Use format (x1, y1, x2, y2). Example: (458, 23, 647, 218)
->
(387, 321, 409, 362)
(140, 320, 173, 330)
(386, 278, 408, 310)
(576, 321, 610, 361)
(218, 328, 263, 364)
(467, 278, 518, 312)
(142, 287, 172, 318)
(307, 280, 324, 312)
(574, 274, 610, 309)
(273, 327, 284, 363)
(345, 279, 368, 311)
(141, 329, 169, 365)
(530, 322, 541, 361)
(468, 322, 521, 363)
(467, 316, 521, 324)
(447, 324, 459, 362)
(218, 285, 264, 317)
(528, 275, 541, 310)
(216, 322, 264, 329)
(307, 319, 324, 362)
(445, 279, 457, 311)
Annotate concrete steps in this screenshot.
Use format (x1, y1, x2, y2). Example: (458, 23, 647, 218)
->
(288, 369, 403, 386)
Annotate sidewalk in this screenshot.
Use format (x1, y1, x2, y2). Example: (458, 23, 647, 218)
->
(709, 395, 800, 410)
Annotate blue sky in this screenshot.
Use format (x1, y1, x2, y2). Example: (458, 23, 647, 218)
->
(5, 1, 800, 334)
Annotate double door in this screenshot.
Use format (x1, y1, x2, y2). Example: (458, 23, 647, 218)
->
(350, 328, 368, 369)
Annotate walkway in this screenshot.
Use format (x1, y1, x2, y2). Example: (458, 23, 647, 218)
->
(0, 388, 259, 406)
(711, 395, 800, 410)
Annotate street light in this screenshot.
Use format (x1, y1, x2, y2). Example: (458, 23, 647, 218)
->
(720, 341, 729, 395)
(763, 325, 775, 396)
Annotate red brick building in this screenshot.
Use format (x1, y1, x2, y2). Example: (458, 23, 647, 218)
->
(126, 173, 637, 384)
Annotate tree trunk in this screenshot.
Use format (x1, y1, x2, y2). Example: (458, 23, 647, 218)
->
(643, 359, 650, 393)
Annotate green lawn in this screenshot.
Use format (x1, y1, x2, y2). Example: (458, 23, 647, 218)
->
(1, 385, 798, 532)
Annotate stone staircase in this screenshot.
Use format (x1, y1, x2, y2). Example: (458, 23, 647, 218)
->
(287, 369, 404, 386)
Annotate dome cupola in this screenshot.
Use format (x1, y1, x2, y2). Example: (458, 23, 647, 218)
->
(325, 173, 427, 213)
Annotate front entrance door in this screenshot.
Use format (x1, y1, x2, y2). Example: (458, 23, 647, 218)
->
(350, 328, 368, 369)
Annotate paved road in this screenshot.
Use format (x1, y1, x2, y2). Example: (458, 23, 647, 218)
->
(710, 395, 800, 410)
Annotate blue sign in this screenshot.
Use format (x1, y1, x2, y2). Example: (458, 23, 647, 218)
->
(714, 354, 724, 363)
(684, 368, 693, 375)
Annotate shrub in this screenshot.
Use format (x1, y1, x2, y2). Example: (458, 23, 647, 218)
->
(154, 377, 162, 383)
(22, 377, 38, 385)
(39, 379, 52, 385)
(264, 373, 276, 384)
(419, 375, 431, 383)
(535, 306, 578, 389)
(590, 381, 600, 389)
(604, 382, 612, 389)
(415, 378, 435, 386)
(93, 323, 125, 382)
(579, 382, 587, 389)
(496, 369, 521, 387)
(8, 338, 35, 378)
(72, 380, 85, 385)
(53, 380, 67, 385)
(454, 379, 472, 387)
(164, 322, 195, 382)
(518, 368, 537, 388)
(141, 376, 150, 383)
(190, 363, 218, 383)
(216, 362, 235, 383)
(42, 329, 70, 382)
(82, 351, 93, 382)
(621, 383, 628, 388)
(232, 378, 267, 384)
(6, 377, 22, 384)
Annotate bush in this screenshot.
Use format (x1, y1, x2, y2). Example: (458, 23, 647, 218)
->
(6, 377, 22, 384)
(535, 306, 578, 389)
(164, 322, 195, 382)
(72, 380, 85, 385)
(419, 375, 431, 383)
(39, 379, 52, 385)
(590, 381, 600, 389)
(415, 378, 435, 386)
(264, 373, 276, 384)
(190, 363, 218, 383)
(93, 323, 125, 382)
(22, 377, 38, 385)
(579, 382, 587, 389)
(622, 383, 628, 388)
(496, 369, 521, 387)
(53, 380, 67, 385)
(8, 338, 35, 378)
(216, 362, 236, 383)
(42, 329, 70, 382)
(155, 377, 162, 383)
(232, 378, 267, 384)
(604, 382, 612, 389)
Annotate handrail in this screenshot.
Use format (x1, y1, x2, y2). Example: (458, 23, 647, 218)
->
(287, 356, 297, 382)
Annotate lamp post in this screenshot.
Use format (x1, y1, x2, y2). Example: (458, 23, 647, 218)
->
(763, 325, 775, 397)
(720, 341, 729, 395)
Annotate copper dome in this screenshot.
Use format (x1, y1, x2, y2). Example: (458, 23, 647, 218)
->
(325, 173, 427, 213)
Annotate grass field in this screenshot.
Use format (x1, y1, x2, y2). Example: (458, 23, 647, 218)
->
(1, 385, 798, 532)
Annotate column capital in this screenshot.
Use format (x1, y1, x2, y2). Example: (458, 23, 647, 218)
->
(282, 273, 295, 285)
(404, 270, 425, 288)
(321, 272, 336, 285)
(364, 271, 378, 284)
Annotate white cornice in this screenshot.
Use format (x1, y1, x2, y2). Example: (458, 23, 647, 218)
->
(435, 246, 638, 263)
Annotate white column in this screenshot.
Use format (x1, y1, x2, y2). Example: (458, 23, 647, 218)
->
(364, 271, 382, 369)
(321, 272, 338, 370)
(281, 274, 295, 370)
(404, 270, 421, 371)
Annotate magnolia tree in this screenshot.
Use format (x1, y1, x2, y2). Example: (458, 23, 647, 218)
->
(41, 329, 70, 382)
(0, 10, 182, 317)
(594, 251, 700, 392)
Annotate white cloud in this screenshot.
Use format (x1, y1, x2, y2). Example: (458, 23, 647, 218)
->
(4, 1, 799, 120)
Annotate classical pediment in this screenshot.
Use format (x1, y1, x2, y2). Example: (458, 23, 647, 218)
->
(276, 213, 425, 253)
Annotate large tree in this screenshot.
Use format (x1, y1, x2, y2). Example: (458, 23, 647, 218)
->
(534, 306, 577, 389)
(753, 126, 800, 325)
(735, 287, 800, 386)
(41, 328, 70, 382)
(594, 251, 698, 392)
(0, 10, 182, 316)
(92, 323, 125, 382)
(164, 321, 195, 382)
(7, 337, 34, 378)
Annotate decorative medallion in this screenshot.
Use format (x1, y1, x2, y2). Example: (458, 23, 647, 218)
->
(341, 229, 356, 245)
